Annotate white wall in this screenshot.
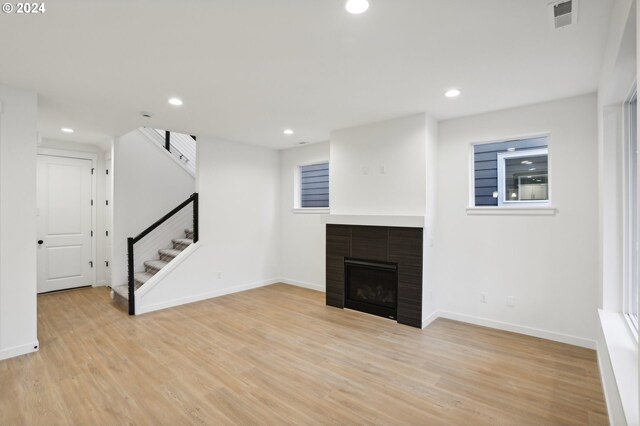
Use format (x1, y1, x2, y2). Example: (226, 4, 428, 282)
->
(112, 129, 195, 286)
(39, 138, 111, 286)
(279, 142, 329, 291)
(0, 85, 39, 360)
(435, 94, 599, 348)
(330, 114, 426, 216)
(136, 136, 280, 313)
(422, 115, 439, 324)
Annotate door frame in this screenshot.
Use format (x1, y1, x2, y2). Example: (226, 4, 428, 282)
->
(37, 148, 98, 288)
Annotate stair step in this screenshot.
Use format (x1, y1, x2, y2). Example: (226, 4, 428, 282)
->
(111, 285, 129, 306)
(185, 228, 194, 239)
(144, 260, 168, 274)
(134, 272, 154, 287)
(172, 238, 193, 250)
(159, 248, 182, 262)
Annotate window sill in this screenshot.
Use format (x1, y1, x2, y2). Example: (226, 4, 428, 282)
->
(292, 208, 330, 214)
(466, 206, 557, 216)
(598, 309, 639, 426)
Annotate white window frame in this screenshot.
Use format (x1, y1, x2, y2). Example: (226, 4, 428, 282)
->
(496, 147, 550, 206)
(292, 160, 330, 214)
(623, 85, 638, 334)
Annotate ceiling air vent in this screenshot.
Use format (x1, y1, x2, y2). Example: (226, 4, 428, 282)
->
(549, 0, 577, 29)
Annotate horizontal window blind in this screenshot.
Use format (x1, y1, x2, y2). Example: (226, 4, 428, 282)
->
(300, 163, 329, 208)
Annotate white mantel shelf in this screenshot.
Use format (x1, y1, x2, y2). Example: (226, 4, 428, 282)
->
(321, 214, 424, 228)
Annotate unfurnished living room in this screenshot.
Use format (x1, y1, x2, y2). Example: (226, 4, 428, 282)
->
(0, 0, 638, 424)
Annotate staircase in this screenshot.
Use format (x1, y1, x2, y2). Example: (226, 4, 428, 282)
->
(112, 228, 194, 307)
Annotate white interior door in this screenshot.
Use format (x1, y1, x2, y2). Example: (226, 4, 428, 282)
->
(37, 155, 94, 293)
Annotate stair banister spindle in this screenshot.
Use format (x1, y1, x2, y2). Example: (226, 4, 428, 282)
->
(127, 237, 135, 315)
(193, 192, 199, 243)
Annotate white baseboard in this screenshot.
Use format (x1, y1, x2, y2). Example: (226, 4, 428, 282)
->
(136, 278, 280, 315)
(421, 311, 439, 328)
(0, 340, 39, 361)
(437, 311, 596, 349)
(279, 278, 325, 292)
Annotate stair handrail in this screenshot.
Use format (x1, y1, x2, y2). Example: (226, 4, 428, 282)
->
(127, 192, 199, 315)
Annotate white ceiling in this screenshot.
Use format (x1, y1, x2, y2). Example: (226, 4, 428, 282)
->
(0, 0, 613, 149)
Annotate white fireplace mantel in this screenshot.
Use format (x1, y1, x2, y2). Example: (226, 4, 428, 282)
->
(321, 214, 425, 228)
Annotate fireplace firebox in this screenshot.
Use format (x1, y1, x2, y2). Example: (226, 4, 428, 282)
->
(345, 258, 398, 320)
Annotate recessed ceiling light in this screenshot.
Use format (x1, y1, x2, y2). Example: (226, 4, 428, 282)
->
(298, 141, 308, 145)
(529, 168, 537, 171)
(284, 129, 294, 135)
(507, 147, 516, 152)
(445, 88, 461, 98)
(168, 97, 183, 106)
(346, 0, 369, 14)
(61, 128, 74, 133)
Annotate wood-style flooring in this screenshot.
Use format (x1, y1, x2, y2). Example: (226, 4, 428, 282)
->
(0, 284, 607, 425)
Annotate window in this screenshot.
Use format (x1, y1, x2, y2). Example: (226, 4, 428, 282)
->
(625, 89, 638, 330)
(473, 136, 549, 207)
(296, 162, 329, 209)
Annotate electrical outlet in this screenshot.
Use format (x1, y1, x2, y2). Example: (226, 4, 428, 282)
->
(507, 296, 516, 307)
(480, 293, 487, 303)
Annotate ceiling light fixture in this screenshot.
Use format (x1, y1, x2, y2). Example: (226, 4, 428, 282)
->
(507, 148, 516, 152)
(61, 128, 74, 133)
(284, 129, 294, 135)
(445, 88, 461, 98)
(168, 97, 183, 106)
(345, 0, 369, 14)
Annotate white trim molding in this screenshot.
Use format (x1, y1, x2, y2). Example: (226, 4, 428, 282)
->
(292, 208, 330, 215)
(421, 311, 439, 328)
(597, 309, 639, 426)
(322, 214, 425, 228)
(0, 340, 39, 361)
(280, 278, 325, 292)
(466, 207, 557, 216)
(136, 278, 280, 315)
(426, 311, 595, 349)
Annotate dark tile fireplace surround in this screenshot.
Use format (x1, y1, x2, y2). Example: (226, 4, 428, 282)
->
(326, 224, 423, 328)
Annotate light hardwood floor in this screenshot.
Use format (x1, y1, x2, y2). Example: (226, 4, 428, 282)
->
(0, 284, 607, 425)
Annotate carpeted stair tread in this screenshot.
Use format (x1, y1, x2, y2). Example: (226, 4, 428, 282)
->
(135, 272, 154, 285)
(144, 260, 168, 273)
(159, 248, 182, 258)
(112, 284, 129, 299)
(172, 238, 193, 245)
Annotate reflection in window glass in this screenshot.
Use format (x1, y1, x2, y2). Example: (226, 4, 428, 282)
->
(504, 154, 549, 202)
(473, 136, 549, 206)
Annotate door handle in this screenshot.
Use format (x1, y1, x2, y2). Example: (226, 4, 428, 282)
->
(37, 240, 43, 245)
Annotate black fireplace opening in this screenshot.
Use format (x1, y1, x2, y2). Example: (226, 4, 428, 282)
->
(344, 258, 398, 320)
